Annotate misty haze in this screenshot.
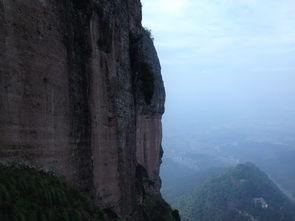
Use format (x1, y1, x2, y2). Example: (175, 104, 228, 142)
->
(1, 0, 295, 220)
(143, 0, 295, 220)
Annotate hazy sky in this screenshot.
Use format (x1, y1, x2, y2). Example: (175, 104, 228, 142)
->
(141, 0, 295, 118)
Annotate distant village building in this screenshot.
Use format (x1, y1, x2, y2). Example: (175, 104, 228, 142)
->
(253, 197, 269, 209)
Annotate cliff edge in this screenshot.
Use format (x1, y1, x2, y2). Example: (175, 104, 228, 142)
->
(0, 0, 176, 220)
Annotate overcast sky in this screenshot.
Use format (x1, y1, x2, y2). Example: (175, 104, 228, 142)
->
(141, 0, 295, 119)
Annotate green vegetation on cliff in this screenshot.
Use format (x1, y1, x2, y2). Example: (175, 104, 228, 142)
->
(0, 164, 120, 221)
(174, 163, 295, 221)
(140, 195, 180, 221)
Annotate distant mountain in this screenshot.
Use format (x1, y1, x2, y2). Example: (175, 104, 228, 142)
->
(174, 163, 295, 221)
(161, 158, 228, 202)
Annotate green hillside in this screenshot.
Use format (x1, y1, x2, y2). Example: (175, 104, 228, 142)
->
(174, 163, 295, 221)
(0, 163, 120, 221)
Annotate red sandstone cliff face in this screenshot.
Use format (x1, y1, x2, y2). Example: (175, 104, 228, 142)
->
(0, 0, 166, 219)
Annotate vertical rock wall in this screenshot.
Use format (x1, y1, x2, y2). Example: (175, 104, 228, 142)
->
(0, 0, 166, 219)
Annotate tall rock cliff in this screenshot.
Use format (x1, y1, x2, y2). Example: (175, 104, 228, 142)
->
(0, 0, 175, 220)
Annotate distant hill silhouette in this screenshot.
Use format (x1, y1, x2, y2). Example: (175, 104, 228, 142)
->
(174, 163, 295, 221)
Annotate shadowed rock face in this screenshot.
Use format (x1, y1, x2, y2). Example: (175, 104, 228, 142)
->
(0, 0, 165, 219)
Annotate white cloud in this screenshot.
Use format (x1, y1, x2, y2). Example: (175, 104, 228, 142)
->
(142, 0, 295, 73)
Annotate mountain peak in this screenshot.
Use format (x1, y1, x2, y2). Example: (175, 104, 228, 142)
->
(176, 163, 295, 221)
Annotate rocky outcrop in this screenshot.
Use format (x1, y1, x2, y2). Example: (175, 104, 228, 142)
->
(0, 0, 171, 220)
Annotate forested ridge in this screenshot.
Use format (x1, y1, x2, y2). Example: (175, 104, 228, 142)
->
(173, 163, 295, 221)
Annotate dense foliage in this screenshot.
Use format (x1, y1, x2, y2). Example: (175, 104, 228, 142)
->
(141, 195, 180, 221)
(174, 163, 295, 221)
(0, 164, 120, 221)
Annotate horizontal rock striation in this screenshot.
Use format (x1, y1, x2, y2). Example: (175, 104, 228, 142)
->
(0, 0, 169, 219)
